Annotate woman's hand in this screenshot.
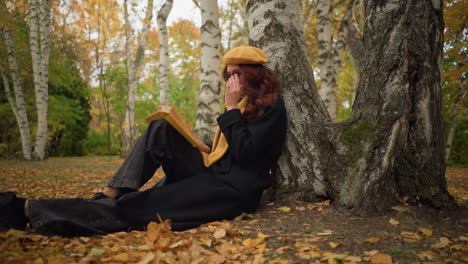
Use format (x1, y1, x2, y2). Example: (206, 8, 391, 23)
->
(197, 143, 211, 154)
(225, 74, 243, 111)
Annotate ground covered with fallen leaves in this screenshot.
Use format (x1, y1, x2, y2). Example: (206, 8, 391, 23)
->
(0, 157, 467, 264)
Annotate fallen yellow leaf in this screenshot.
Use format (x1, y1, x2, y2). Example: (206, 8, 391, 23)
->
(137, 253, 155, 264)
(329, 242, 340, 248)
(364, 250, 380, 256)
(320, 253, 348, 261)
(364, 237, 380, 244)
(388, 218, 399, 225)
(242, 237, 264, 249)
(391, 205, 409, 212)
(275, 246, 292, 253)
(277, 206, 291, 212)
(418, 228, 432, 237)
(370, 253, 392, 264)
(112, 252, 129, 262)
(400, 231, 422, 242)
(345, 255, 362, 262)
(432, 237, 451, 249)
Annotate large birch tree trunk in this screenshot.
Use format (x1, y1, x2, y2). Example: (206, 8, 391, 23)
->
(195, 0, 222, 144)
(157, 0, 173, 106)
(28, 0, 52, 160)
(122, 0, 155, 157)
(247, 0, 454, 212)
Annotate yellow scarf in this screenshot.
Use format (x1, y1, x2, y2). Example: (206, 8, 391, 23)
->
(201, 96, 248, 167)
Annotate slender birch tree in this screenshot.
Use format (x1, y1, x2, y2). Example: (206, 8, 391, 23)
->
(316, 0, 363, 120)
(28, 0, 52, 160)
(122, 0, 155, 156)
(445, 85, 465, 162)
(247, 0, 453, 212)
(1, 27, 32, 160)
(157, 0, 173, 106)
(316, 0, 338, 119)
(195, 0, 222, 143)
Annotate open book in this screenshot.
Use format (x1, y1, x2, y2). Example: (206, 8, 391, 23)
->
(145, 105, 205, 150)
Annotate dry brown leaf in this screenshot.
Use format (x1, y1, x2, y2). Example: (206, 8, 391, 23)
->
(243, 237, 265, 249)
(275, 246, 292, 253)
(112, 252, 129, 262)
(47, 255, 69, 264)
(432, 237, 451, 249)
(270, 257, 289, 264)
(296, 250, 321, 259)
(200, 238, 212, 247)
(213, 228, 226, 239)
(417, 251, 435, 261)
(209, 254, 226, 264)
(137, 253, 156, 264)
(400, 231, 422, 242)
(388, 218, 399, 225)
(253, 243, 267, 254)
(370, 253, 392, 264)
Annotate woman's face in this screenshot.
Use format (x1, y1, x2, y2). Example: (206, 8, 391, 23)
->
(225, 64, 243, 82)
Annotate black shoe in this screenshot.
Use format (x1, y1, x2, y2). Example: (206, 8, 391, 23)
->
(90, 187, 136, 200)
(0, 192, 28, 232)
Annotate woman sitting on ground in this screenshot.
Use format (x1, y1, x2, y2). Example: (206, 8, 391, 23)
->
(0, 46, 288, 237)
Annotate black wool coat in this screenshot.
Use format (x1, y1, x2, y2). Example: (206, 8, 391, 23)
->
(212, 96, 288, 205)
(27, 97, 288, 237)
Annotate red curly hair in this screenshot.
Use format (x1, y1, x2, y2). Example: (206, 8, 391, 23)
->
(222, 64, 280, 121)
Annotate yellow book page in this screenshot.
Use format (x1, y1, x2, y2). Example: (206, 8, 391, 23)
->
(145, 106, 203, 148)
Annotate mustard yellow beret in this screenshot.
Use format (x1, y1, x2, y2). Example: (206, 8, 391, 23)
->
(222, 45, 268, 65)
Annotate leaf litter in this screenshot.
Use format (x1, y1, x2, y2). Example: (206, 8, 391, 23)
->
(0, 157, 467, 263)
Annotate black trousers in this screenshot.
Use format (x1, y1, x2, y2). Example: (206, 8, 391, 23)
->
(27, 120, 244, 237)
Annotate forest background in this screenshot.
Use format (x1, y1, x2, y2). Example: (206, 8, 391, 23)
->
(0, 0, 466, 167)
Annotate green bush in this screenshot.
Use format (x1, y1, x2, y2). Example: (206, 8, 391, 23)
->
(82, 129, 120, 155)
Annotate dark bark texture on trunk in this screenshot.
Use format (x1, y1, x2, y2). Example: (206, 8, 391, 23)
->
(247, 0, 454, 213)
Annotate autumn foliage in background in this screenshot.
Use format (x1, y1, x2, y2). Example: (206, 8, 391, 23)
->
(0, 0, 466, 166)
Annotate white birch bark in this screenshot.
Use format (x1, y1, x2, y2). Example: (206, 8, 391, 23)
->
(317, 0, 337, 119)
(2, 28, 33, 160)
(195, 0, 222, 144)
(157, 0, 173, 106)
(1, 66, 33, 160)
(301, 0, 317, 32)
(122, 0, 155, 156)
(445, 85, 465, 162)
(29, 0, 51, 160)
(248, 0, 331, 194)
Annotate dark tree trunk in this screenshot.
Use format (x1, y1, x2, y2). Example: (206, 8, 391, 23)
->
(247, 0, 454, 213)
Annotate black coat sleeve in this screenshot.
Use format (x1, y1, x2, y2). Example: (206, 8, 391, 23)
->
(216, 98, 287, 166)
